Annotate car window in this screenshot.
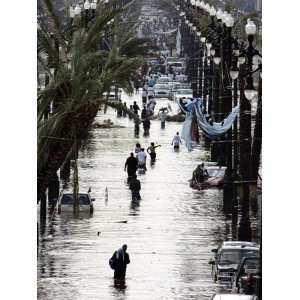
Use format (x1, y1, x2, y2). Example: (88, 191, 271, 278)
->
(176, 89, 192, 94)
(207, 168, 225, 177)
(155, 84, 169, 89)
(79, 194, 90, 205)
(61, 194, 90, 205)
(61, 194, 74, 205)
(218, 249, 259, 265)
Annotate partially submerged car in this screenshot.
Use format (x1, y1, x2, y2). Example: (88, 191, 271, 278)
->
(190, 166, 226, 190)
(156, 76, 170, 84)
(154, 83, 170, 98)
(232, 256, 261, 295)
(209, 241, 259, 286)
(58, 192, 95, 214)
(172, 88, 193, 101)
(211, 294, 258, 300)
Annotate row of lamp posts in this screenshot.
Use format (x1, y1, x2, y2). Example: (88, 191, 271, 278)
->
(175, 0, 262, 242)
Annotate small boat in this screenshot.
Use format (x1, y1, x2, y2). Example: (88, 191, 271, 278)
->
(190, 166, 226, 190)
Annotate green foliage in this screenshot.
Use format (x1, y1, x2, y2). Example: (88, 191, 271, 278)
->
(37, 0, 152, 184)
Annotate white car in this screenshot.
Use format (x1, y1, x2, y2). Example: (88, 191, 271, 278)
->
(156, 76, 170, 84)
(172, 89, 193, 101)
(58, 193, 95, 213)
(211, 294, 257, 300)
(154, 83, 170, 98)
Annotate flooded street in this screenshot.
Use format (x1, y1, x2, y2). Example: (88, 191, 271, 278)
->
(38, 93, 257, 299)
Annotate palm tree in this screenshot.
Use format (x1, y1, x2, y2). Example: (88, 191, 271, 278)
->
(37, 0, 153, 199)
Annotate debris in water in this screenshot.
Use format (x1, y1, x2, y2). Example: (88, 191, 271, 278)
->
(97, 232, 101, 236)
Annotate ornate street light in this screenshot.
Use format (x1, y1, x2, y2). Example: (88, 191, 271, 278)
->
(238, 56, 246, 65)
(244, 19, 258, 101)
(69, 6, 75, 18)
(210, 48, 215, 56)
(245, 19, 257, 35)
(230, 69, 239, 80)
(209, 6, 216, 17)
(225, 14, 234, 27)
(216, 9, 223, 21)
(213, 56, 221, 65)
(91, 0, 97, 10)
(196, 31, 202, 37)
(74, 4, 82, 16)
(84, 0, 91, 10)
(206, 42, 212, 50)
(200, 36, 206, 43)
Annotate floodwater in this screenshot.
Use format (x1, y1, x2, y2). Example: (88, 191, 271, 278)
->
(38, 92, 260, 300)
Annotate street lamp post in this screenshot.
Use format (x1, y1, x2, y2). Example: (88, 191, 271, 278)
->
(222, 12, 235, 207)
(230, 45, 240, 179)
(238, 19, 259, 242)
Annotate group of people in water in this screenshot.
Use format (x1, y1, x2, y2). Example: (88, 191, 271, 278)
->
(124, 141, 161, 201)
(111, 74, 187, 283)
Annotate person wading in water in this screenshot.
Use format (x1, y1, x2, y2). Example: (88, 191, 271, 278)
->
(109, 244, 130, 281)
(136, 148, 147, 171)
(171, 132, 182, 150)
(124, 152, 138, 183)
(147, 142, 161, 165)
(129, 174, 141, 201)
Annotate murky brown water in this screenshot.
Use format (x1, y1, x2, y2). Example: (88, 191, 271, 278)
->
(38, 92, 259, 299)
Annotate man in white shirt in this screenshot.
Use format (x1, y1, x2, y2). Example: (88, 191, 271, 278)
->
(171, 132, 182, 150)
(136, 148, 147, 171)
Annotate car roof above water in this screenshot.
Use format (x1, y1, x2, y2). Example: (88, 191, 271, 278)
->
(221, 241, 259, 250)
(212, 294, 257, 300)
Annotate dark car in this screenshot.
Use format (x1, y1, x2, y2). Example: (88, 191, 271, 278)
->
(209, 241, 259, 286)
(231, 256, 261, 295)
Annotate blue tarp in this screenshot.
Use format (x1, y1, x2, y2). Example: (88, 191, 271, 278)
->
(177, 98, 240, 144)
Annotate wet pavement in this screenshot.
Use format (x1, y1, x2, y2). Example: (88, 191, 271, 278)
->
(38, 92, 259, 300)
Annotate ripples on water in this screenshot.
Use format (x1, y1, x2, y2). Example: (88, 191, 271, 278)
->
(38, 93, 259, 300)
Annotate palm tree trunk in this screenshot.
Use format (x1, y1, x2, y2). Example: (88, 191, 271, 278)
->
(38, 103, 98, 197)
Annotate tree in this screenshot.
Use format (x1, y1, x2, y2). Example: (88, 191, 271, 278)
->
(37, 0, 153, 198)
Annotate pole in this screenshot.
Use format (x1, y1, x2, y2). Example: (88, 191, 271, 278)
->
(238, 64, 252, 242)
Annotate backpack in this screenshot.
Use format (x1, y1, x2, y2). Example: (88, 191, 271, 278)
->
(109, 252, 117, 269)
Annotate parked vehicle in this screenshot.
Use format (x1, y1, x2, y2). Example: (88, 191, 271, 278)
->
(172, 88, 193, 101)
(154, 83, 170, 98)
(209, 241, 259, 286)
(165, 57, 186, 73)
(104, 87, 122, 101)
(232, 256, 261, 295)
(156, 76, 170, 84)
(190, 166, 226, 189)
(58, 192, 95, 214)
(211, 293, 258, 300)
